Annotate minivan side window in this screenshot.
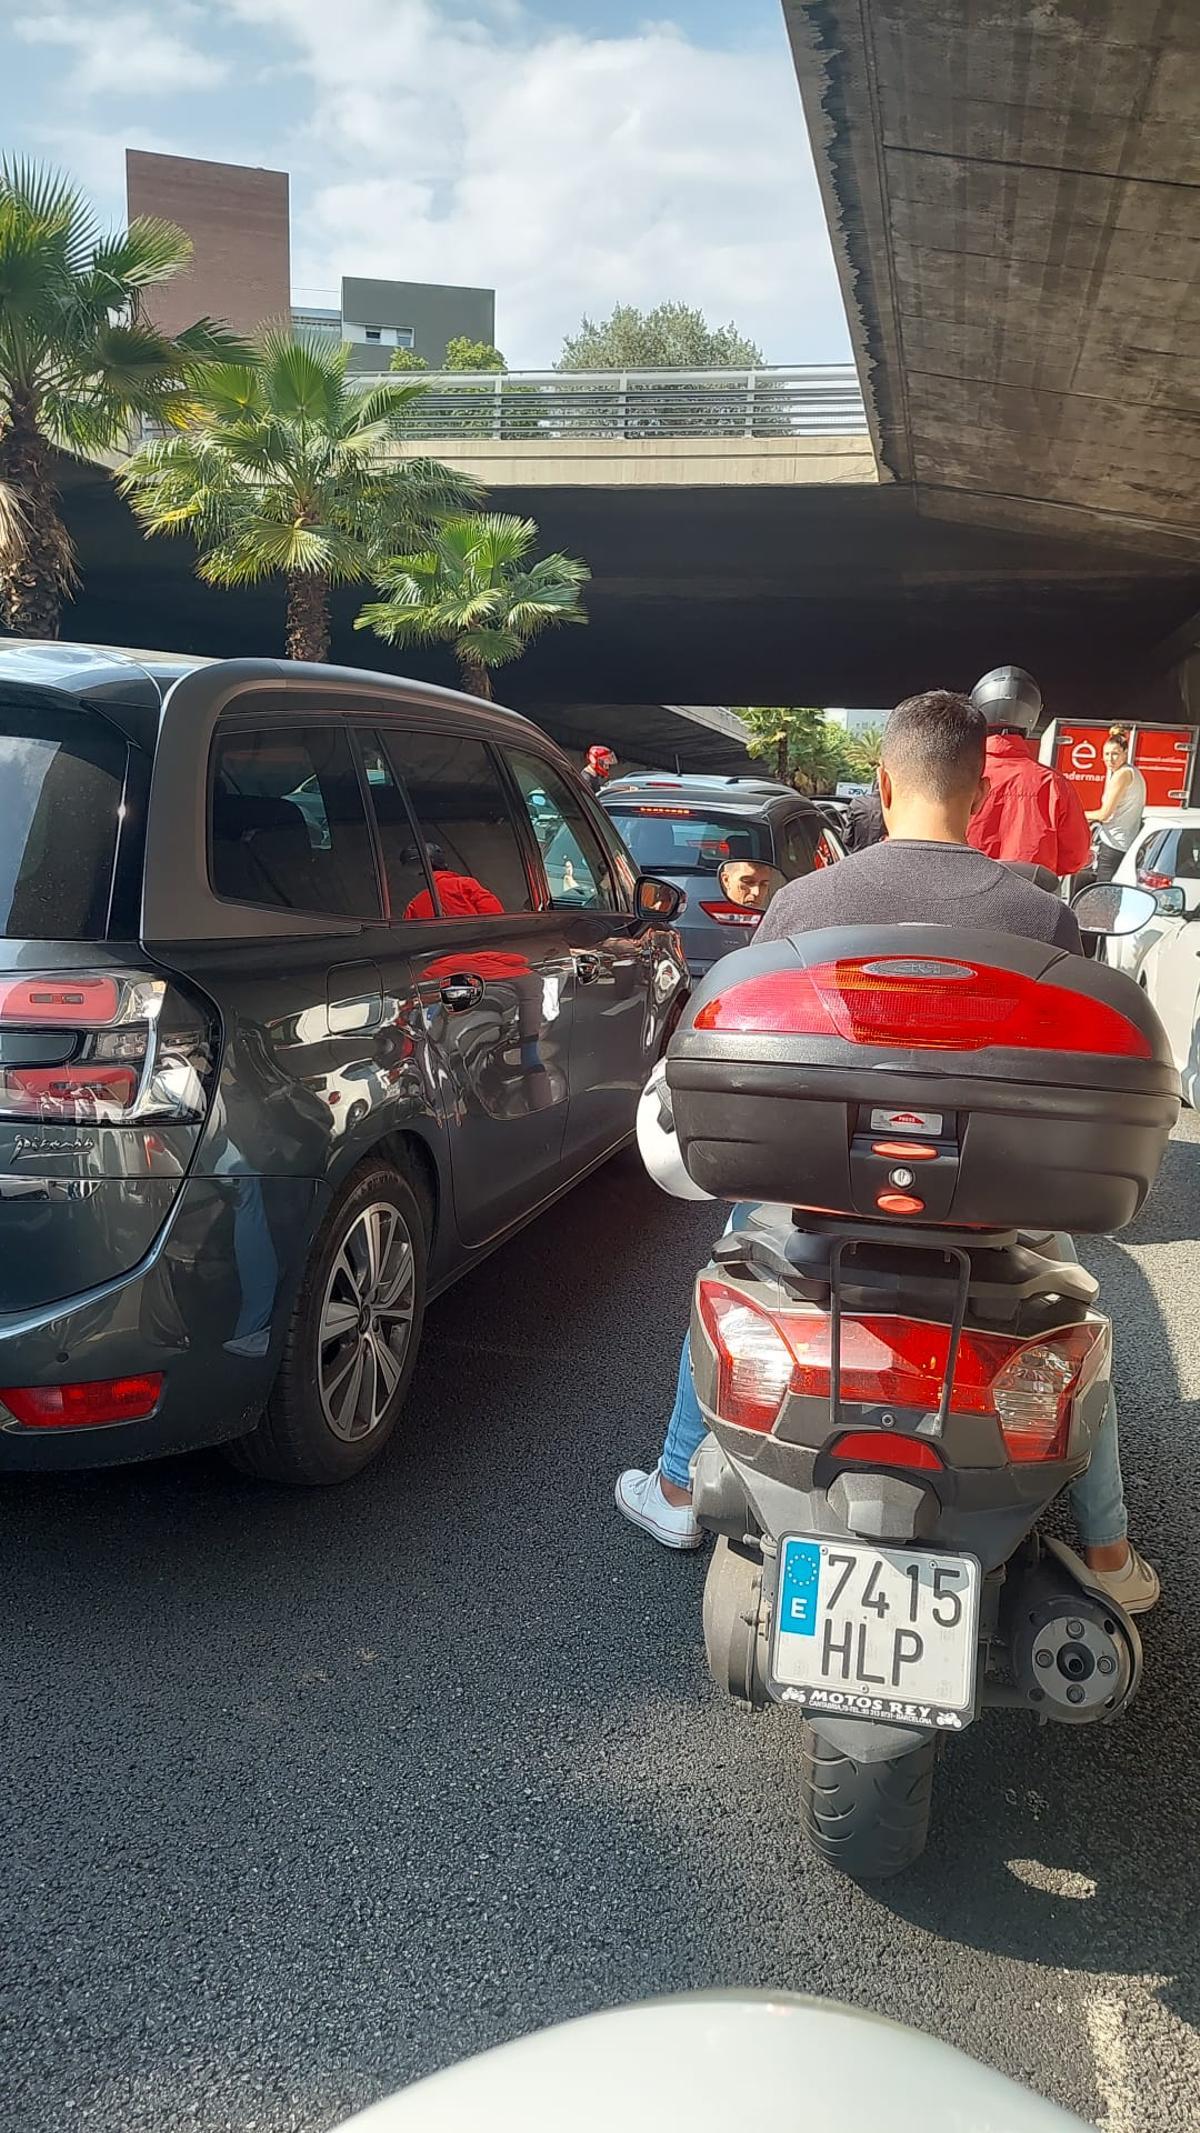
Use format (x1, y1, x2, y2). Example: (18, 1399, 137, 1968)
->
(211, 725, 381, 918)
(506, 751, 617, 910)
(381, 730, 532, 918)
(0, 708, 128, 941)
(358, 734, 432, 918)
(781, 815, 820, 879)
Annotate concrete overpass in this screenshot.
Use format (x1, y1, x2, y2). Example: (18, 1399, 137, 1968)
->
(783, 0, 1200, 712)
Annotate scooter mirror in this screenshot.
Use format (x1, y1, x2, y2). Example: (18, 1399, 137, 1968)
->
(717, 860, 786, 912)
(1071, 882, 1158, 937)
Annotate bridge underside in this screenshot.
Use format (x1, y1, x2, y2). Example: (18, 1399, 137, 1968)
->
(54, 454, 1200, 731)
(783, 0, 1200, 645)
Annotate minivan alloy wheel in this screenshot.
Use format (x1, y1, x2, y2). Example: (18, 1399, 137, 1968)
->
(318, 1202, 417, 1441)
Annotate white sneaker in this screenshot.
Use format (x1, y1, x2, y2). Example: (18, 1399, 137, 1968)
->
(1090, 1545, 1160, 1615)
(615, 1465, 703, 1550)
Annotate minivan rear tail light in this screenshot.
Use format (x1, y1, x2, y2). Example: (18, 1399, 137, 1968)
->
(698, 899, 761, 929)
(0, 970, 216, 1127)
(0, 1373, 164, 1428)
(693, 956, 1152, 1058)
(696, 1280, 1107, 1461)
(1138, 871, 1172, 891)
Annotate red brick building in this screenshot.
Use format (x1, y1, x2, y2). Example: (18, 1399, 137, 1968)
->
(125, 150, 290, 340)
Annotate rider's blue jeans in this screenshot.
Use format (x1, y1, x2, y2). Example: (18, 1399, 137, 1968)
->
(659, 1208, 1128, 1549)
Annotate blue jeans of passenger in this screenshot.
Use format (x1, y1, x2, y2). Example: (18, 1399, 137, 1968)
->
(659, 1206, 1128, 1549)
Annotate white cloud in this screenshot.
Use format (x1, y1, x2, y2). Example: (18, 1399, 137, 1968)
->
(14, 5, 229, 98)
(217, 0, 849, 366)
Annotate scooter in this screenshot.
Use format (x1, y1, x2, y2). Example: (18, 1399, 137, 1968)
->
(647, 881, 1178, 1877)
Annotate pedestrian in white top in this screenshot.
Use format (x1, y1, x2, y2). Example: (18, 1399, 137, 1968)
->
(1086, 728, 1147, 882)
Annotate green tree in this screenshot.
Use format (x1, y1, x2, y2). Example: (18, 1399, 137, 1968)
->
(389, 338, 506, 376)
(357, 512, 589, 701)
(0, 160, 246, 638)
(443, 336, 506, 373)
(844, 722, 884, 781)
(557, 301, 762, 370)
(119, 330, 481, 663)
(737, 705, 852, 795)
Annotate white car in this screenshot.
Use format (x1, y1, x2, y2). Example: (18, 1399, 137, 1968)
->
(1112, 809, 1200, 1100)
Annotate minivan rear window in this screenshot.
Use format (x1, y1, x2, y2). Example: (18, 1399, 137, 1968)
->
(607, 807, 771, 875)
(0, 704, 127, 939)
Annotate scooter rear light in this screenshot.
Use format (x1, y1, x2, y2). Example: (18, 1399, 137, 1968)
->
(693, 956, 1151, 1058)
(697, 1283, 794, 1431)
(831, 1430, 943, 1472)
(696, 1284, 1106, 1461)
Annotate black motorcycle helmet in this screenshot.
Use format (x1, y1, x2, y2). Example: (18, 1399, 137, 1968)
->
(969, 665, 1043, 735)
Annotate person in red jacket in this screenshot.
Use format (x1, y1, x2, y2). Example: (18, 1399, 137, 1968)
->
(403, 844, 505, 920)
(966, 666, 1091, 879)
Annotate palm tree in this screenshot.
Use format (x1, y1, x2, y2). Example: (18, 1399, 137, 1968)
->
(119, 331, 481, 663)
(0, 160, 246, 638)
(357, 513, 589, 700)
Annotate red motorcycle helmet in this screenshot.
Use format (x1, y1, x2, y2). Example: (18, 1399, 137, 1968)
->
(585, 745, 617, 776)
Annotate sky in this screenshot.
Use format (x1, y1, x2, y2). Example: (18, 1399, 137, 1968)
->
(1, 0, 852, 369)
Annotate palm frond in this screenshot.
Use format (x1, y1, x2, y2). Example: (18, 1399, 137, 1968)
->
(87, 216, 193, 292)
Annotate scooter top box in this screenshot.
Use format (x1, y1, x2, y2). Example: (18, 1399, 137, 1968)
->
(665, 924, 1181, 1234)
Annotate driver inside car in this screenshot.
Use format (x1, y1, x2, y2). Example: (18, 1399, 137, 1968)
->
(616, 690, 1159, 1615)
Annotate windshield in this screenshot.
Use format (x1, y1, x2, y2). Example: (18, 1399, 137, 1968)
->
(607, 806, 771, 875)
(0, 702, 128, 939)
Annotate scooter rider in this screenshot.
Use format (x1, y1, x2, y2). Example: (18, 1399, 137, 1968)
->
(966, 666, 1091, 879)
(616, 689, 1158, 1614)
(582, 744, 617, 795)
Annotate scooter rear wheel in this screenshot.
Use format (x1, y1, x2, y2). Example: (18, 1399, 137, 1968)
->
(800, 1724, 936, 1879)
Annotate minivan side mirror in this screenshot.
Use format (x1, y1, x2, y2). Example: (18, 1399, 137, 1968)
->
(635, 874, 684, 923)
(717, 860, 786, 912)
(1070, 882, 1159, 936)
(1153, 884, 1186, 919)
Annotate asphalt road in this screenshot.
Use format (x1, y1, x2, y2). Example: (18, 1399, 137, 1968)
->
(5, 1120, 1200, 2133)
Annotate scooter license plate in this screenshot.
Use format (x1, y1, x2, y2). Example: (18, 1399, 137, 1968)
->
(771, 1536, 981, 1730)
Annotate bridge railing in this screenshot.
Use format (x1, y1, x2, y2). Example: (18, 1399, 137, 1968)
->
(370, 365, 867, 441)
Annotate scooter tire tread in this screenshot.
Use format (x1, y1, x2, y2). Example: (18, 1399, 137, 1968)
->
(800, 1725, 936, 1880)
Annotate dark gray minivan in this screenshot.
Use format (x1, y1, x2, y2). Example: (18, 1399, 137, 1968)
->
(0, 644, 688, 1481)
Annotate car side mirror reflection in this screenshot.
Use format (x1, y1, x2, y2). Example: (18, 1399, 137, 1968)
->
(1153, 884, 1186, 919)
(717, 860, 786, 912)
(1071, 882, 1159, 936)
(635, 874, 684, 923)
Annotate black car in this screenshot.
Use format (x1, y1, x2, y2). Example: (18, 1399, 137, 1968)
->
(0, 644, 688, 1481)
(600, 772, 844, 975)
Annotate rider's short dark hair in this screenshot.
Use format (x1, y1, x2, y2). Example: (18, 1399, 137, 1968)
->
(881, 690, 988, 802)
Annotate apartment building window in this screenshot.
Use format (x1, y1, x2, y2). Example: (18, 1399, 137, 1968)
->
(365, 327, 382, 343)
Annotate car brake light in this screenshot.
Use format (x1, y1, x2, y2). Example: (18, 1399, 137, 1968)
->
(0, 970, 216, 1128)
(1139, 871, 1172, 891)
(693, 956, 1152, 1058)
(698, 899, 761, 928)
(0, 1374, 164, 1429)
(696, 1281, 1106, 1460)
(633, 805, 693, 817)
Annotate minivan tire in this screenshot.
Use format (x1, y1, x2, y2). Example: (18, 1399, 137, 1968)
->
(227, 1158, 429, 1485)
(799, 1723, 936, 1879)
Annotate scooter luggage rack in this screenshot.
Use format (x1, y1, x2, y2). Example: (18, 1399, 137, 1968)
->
(714, 1213, 975, 1438)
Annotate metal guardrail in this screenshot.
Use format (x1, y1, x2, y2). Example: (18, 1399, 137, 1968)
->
(373, 366, 867, 441)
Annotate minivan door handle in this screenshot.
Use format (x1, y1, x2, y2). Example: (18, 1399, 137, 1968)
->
(327, 961, 385, 1034)
(439, 971, 486, 1012)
